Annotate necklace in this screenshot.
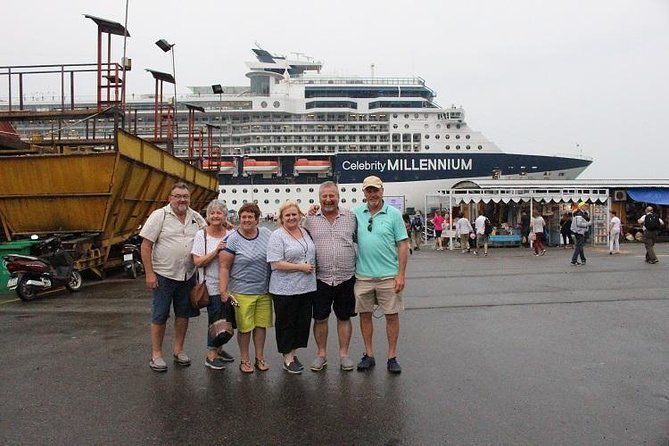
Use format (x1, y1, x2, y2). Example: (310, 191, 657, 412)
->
(285, 227, 308, 260)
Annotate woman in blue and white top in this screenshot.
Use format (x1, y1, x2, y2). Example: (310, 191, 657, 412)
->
(219, 203, 273, 374)
(267, 201, 317, 374)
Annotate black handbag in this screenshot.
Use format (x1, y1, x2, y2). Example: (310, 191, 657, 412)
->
(208, 299, 237, 347)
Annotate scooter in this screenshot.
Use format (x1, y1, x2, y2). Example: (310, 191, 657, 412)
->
(3, 237, 83, 301)
(121, 235, 143, 279)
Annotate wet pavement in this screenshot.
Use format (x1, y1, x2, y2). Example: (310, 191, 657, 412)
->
(1, 243, 668, 445)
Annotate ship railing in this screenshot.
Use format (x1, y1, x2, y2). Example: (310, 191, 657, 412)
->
(291, 76, 426, 86)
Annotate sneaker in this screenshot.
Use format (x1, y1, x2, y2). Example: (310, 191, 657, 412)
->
(205, 357, 226, 370)
(534, 253, 539, 257)
(571, 261, 581, 266)
(387, 357, 402, 374)
(173, 352, 191, 366)
(540, 250, 546, 256)
(473, 251, 478, 255)
(310, 356, 328, 372)
(217, 349, 235, 362)
(340, 355, 354, 371)
(609, 252, 613, 255)
(415, 246, 420, 251)
(283, 360, 303, 374)
(582, 260, 586, 265)
(293, 356, 304, 371)
(149, 357, 168, 372)
(484, 252, 488, 257)
(357, 353, 376, 371)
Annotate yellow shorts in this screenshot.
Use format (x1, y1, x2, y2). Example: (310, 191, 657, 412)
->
(232, 292, 273, 333)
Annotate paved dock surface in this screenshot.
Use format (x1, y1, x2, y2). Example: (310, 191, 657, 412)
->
(1, 243, 668, 445)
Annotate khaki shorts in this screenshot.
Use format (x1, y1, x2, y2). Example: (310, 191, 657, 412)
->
(354, 276, 403, 314)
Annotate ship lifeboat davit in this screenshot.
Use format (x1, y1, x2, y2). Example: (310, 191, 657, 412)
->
(294, 158, 331, 174)
(202, 159, 236, 174)
(243, 158, 280, 174)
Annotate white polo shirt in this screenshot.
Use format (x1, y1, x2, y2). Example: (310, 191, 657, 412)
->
(140, 205, 206, 281)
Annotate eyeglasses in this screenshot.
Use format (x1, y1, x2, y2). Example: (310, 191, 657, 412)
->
(171, 194, 190, 200)
(367, 217, 373, 232)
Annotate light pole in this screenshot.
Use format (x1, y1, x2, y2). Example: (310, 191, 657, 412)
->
(155, 38, 178, 147)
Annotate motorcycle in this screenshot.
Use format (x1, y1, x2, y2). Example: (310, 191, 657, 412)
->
(3, 237, 83, 301)
(122, 234, 143, 279)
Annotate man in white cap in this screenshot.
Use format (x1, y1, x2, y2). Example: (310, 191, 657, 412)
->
(638, 206, 664, 264)
(352, 175, 409, 374)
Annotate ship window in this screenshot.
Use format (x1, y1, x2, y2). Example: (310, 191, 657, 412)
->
(424, 124, 429, 129)
(297, 199, 302, 203)
(285, 188, 290, 193)
(352, 198, 357, 203)
(341, 187, 346, 192)
(264, 188, 269, 193)
(243, 200, 248, 204)
(232, 189, 237, 193)
(243, 189, 248, 193)
(455, 135, 460, 139)
(253, 188, 258, 193)
(446, 124, 451, 129)
(392, 114, 398, 118)
(264, 199, 269, 204)
(261, 101, 268, 108)
(478, 145, 483, 150)
(425, 135, 429, 140)
(222, 189, 226, 193)
(413, 133, 421, 142)
(425, 145, 430, 150)
(456, 124, 461, 129)
(342, 199, 347, 203)
(309, 199, 315, 204)
(404, 124, 409, 129)
(445, 145, 450, 150)
(404, 114, 409, 118)
(296, 188, 301, 193)
(393, 124, 398, 129)
(436, 124, 441, 129)
(275, 199, 280, 204)
(352, 187, 357, 192)
(275, 188, 280, 193)
(309, 188, 314, 193)
(232, 200, 237, 205)
(465, 135, 470, 139)
(466, 145, 471, 150)
(456, 145, 461, 150)
(274, 101, 280, 108)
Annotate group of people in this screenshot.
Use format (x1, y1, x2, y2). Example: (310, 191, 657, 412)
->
(140, 177, 409, 375)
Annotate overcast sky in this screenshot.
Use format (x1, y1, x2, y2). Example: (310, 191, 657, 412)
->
(2, 0, 668, 179)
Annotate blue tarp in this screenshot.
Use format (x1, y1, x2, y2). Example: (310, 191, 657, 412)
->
(627, 188, 669, 205)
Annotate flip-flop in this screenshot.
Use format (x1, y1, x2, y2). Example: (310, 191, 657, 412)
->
(254, 358, 270, 372)
(239, 359, 254, 373)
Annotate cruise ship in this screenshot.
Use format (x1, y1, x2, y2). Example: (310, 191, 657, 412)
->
(6, 48, 592, 214)
(182, 49, 591, 213)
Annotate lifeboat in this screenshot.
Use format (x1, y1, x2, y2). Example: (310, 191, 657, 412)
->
(294, 158, 331, 174)
(202, 159, 236, 174)
(243, 158, 280, 174)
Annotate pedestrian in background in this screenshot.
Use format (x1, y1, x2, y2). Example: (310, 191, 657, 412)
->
(410, 211, 424, 251)
(560, 212, 574, 249)
(638, 206, 664, 264)
(140, 182, 207, 372)
(530, 209, 547, 256)
(570, 207, 592, 265)
(455, 213, 473, 253)
(474, 213, 491, 256)
(609, 211, 621, 255)
(432, 210, 445, 251)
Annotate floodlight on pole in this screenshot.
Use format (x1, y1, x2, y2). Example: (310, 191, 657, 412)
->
(155, 38, 178, 147)
(211, 85, 224, 173)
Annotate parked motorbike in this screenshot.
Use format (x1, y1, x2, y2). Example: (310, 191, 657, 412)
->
(122, 234, 143, 279)
(3, 237, 83, 301)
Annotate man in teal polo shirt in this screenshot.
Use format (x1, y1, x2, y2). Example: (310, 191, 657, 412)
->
(353, 175, 409, 374)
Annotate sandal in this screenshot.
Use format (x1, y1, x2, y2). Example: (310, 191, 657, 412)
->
(254, 358, 270, 372)
(239, 359, 254, 374)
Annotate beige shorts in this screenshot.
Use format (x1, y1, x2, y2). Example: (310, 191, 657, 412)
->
(354, 276, 403, 314)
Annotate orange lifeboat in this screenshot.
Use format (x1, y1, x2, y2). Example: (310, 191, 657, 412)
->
(202, 159, 236, 174)
(243, 158, 280, 174)
(294, 158, 331, 174)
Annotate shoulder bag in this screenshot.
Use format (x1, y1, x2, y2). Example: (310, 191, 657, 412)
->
(189, 230, 210, 309)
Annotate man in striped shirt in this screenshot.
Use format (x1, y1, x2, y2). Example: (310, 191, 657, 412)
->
(303, 181, 358, 372)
